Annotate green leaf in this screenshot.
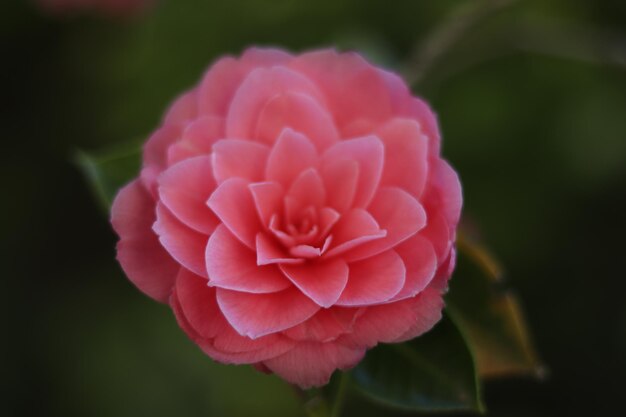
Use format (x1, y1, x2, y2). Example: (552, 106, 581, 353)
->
(447, 234, 544, 378)
(74, 142, 142, 211)
(350, 314, 484, 413)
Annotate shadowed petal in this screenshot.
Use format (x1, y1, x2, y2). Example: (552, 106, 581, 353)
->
(265, 128, 318, 187)
(211, 139, 270, 184)
(280, 259, 349, 307)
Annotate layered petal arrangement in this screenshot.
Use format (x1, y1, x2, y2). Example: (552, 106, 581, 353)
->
(111, 48, 462, 388)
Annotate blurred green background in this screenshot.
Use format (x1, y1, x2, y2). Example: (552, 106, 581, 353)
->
(2, 0, 625, 416)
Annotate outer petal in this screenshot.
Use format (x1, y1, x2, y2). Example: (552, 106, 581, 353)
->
(216, 287, 320, 339)
(340, 287, 443, 348)
(207, 177, 261, 249)
(263, 342, 365, 388)
(226, 67, 324, 139)
(280, 259, 349, 308)
(198, 48, 292, 117)
(336, 250, 406, 306)
(163, 90, 198, 126)
(211, 139, 270, 183)
(153, 203, 208, 278)
(265, 128, 318, 187)
(282, 307, 359, 342)
(255, 92, 339, 150)
(391, 235, 438, 301)
(167, 116, 224, 165)
(320, 136, 384, 208)
(175, 268, 223, 339)
(377, 118, 429, 198)
(158, 156, 219, 235)
(206, 225, 291, 293)
(141, 124, 182, 192)
(424, 159, 463, 231)
(344, 187, 427, 262)
(111, 180, 179, 302)
(289, 49, 393, 132)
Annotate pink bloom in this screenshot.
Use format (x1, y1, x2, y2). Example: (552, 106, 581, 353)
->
(111, 48, 462, 388)
(37, 0, 153, 16)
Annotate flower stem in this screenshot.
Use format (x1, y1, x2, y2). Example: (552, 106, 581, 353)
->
(330, 372, 350, 417)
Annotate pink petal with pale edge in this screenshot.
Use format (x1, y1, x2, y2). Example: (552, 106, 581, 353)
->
(280, 259, 349, 307)
(288, 49, 393, 131)
(377, 118, 429, 198)
(391, 235, 438, 301)
(321, 136, 384, 208)
(226, 66, 324, 139)
(265, 128, 318, 187)
(211, 139, 270, 183)
(255, 233, 304, 265)
(282, 307, 360, 342)
(167, 116, 224, 165)
(158, 156, 219, 235)
(111, 180, 179, 302)
(344, 187, 427, 262)
(207, 177, 261, 249)
(336, 250, 406, 306)
(325, 208, 386, 258)
(286, 168, 327, 210)
(320, 159, 359, 213)
(205, 225, 290, 293)
(163, 90, 198, 126)
(216, 287, 320, 339)
(339, 287, 443, 348)
(263, 341, 365, 388)
(255, 92, 339, 150)
(249, 181, 285, 228)
(175, 268, 223, 339)
(153, 203, 208, 277)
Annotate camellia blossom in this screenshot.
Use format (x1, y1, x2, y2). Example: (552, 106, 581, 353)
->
(37, 0, 153, 16)
(111, 48, 462, 388)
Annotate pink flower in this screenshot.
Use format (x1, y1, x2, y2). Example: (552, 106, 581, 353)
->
(37, 0, 153, 16)
(111, 48, 462, 388)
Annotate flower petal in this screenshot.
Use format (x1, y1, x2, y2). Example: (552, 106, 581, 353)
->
(216, 287, 320, 339)
(249, 181, 285, 228)
(289, 49, 393, 132)
(111, 180, 179, 302)
(211, 139, 270, 183)
(256, 233, 304, 265)
(206, 225, 291, 293)
(255, 92, 339, 150)
(207, 178, 261, 249)
(265, 128, 318, 187)
(339, 287, 443, 348)
(321, 136, 384, 208)
(263, 341, 365, 389)
(158, 156, 219, 235)
(226, 67, 323, 139)
(424, 159, 463, 231)
(320, 159, 359, 213)
(282, 308, 359, 342)
(163, 90, 198, 126)
(344, 187, 427, 262)
(336, 250, 405, 306)
(286, 168, 326, 210)
(153, 203, 208, 277)
(324, 208, 386, 258)
(175, 268, 223, 339)
(391, 235, 437, 301)
(377, 118, 429, 198)
(167, 116, 224, 165)
(280, 259, 349, 307)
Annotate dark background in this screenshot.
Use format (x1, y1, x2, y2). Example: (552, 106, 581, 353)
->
(2, 0, 625, 416)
